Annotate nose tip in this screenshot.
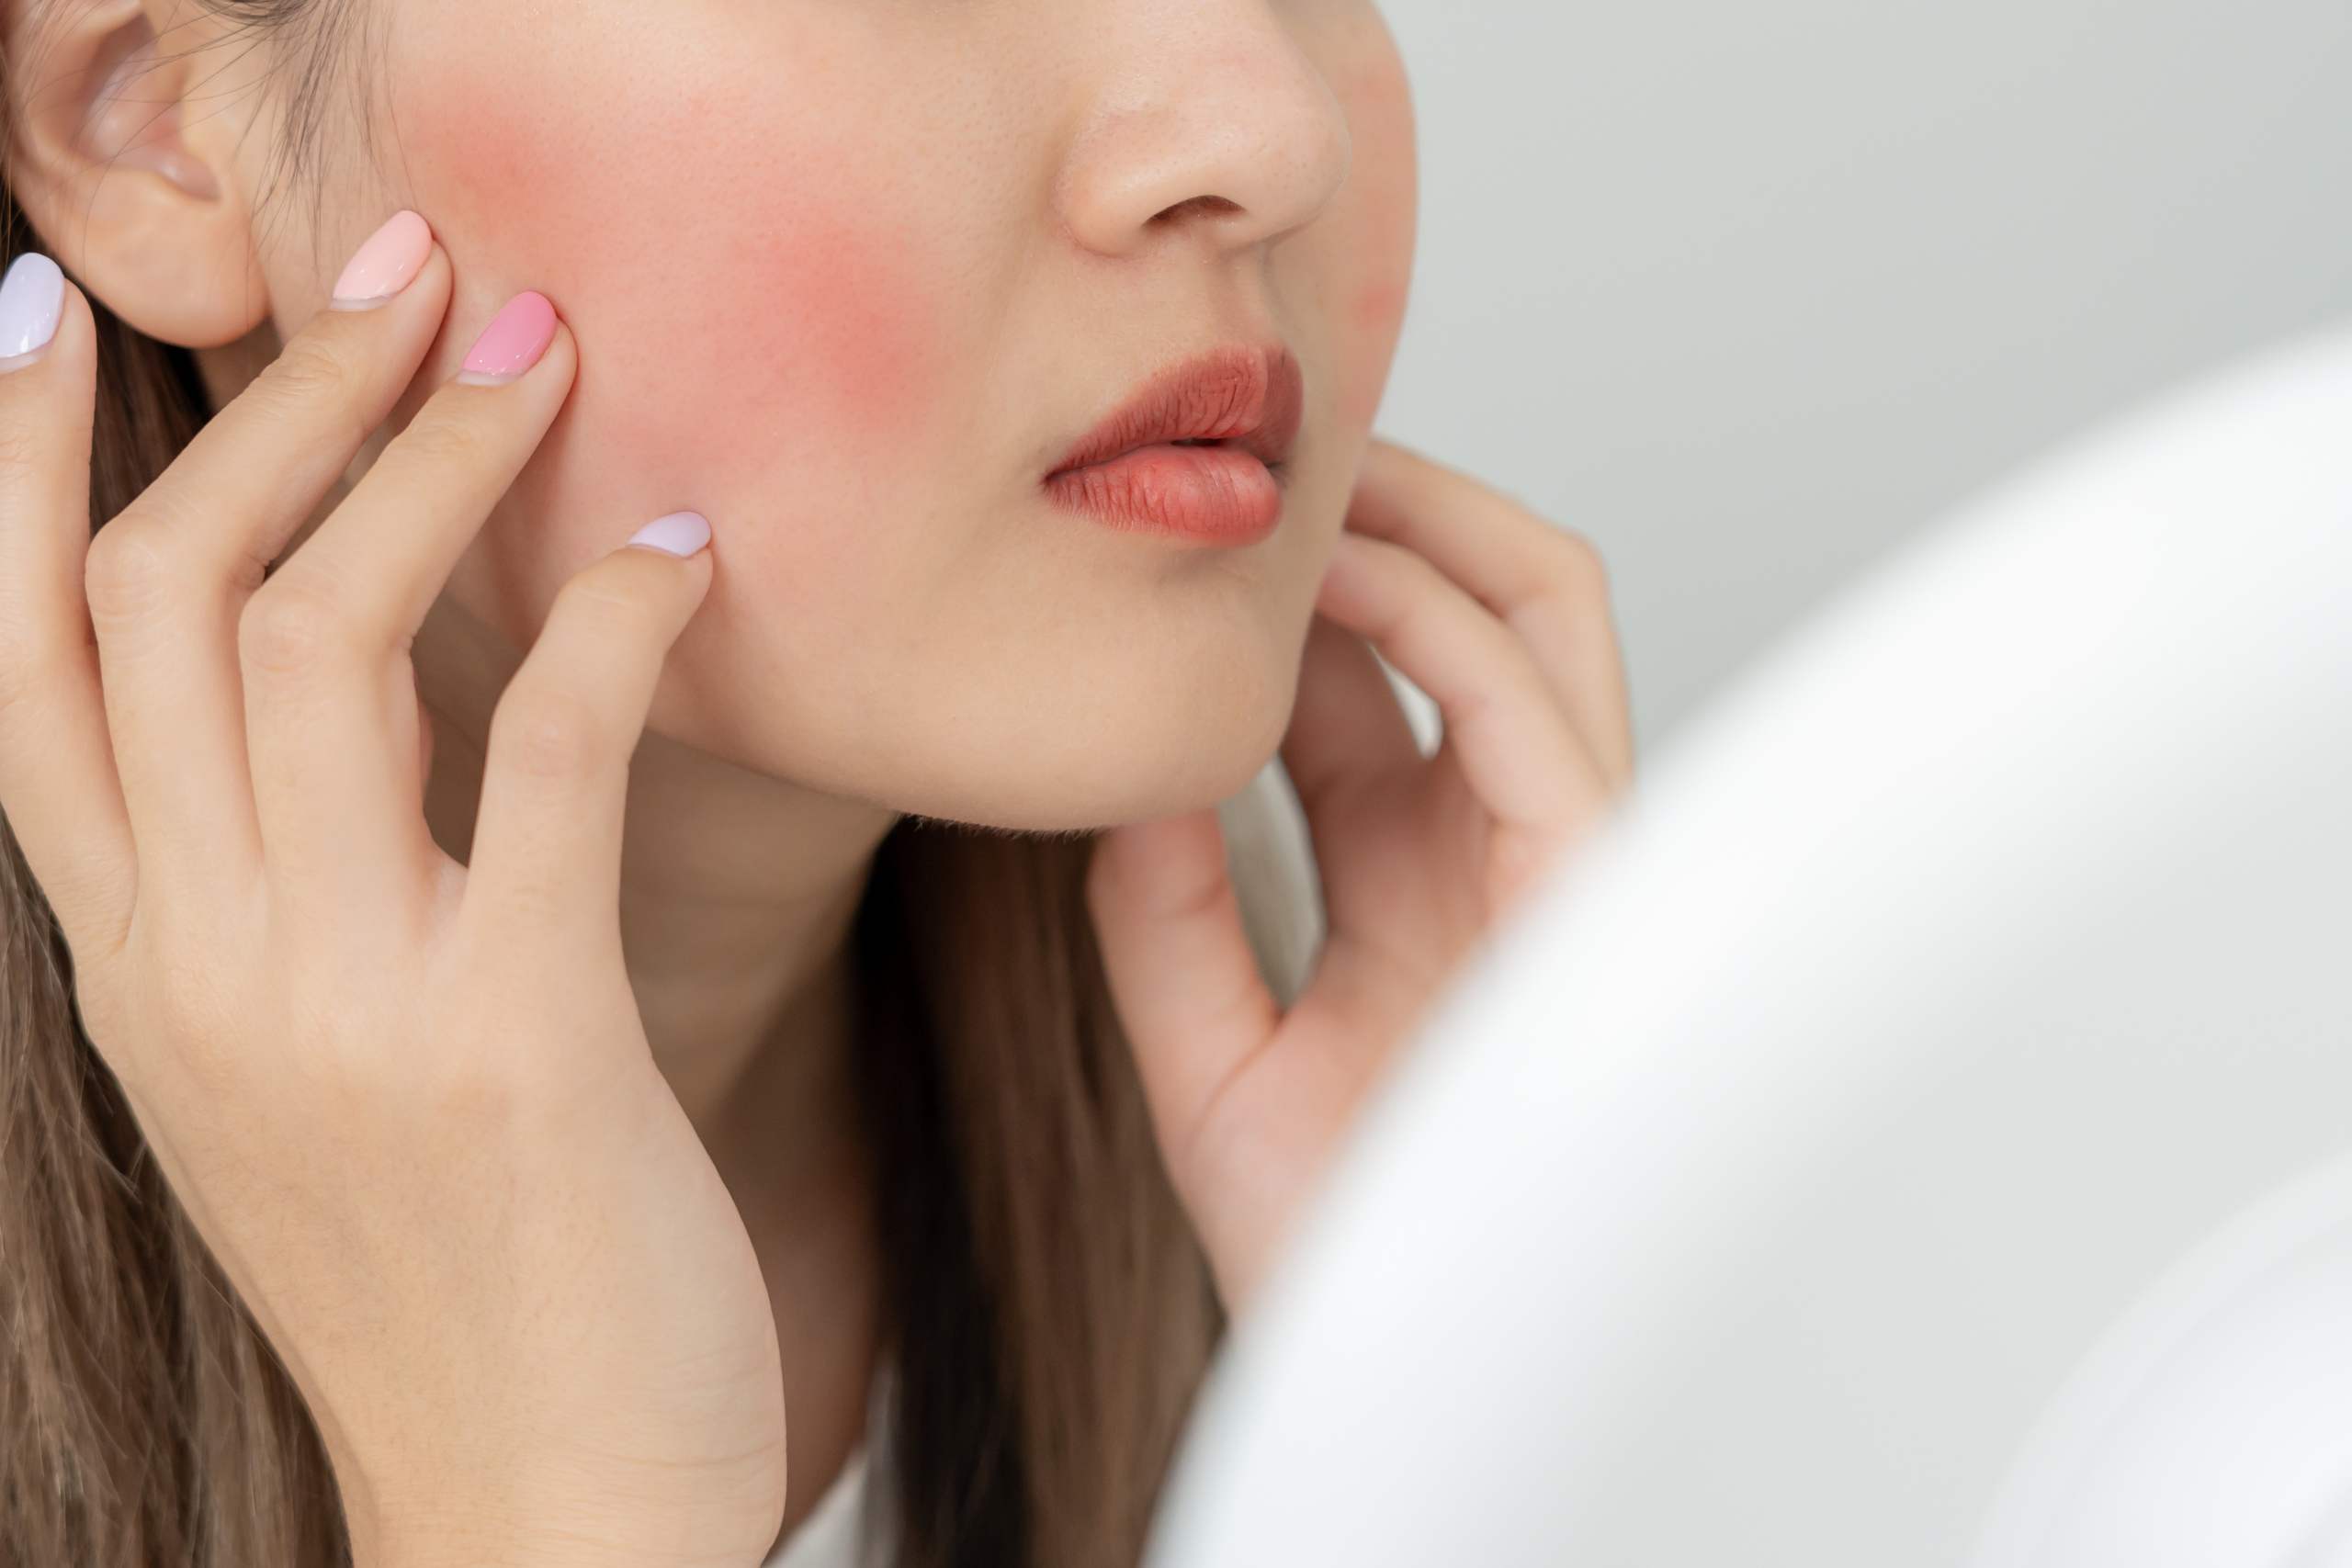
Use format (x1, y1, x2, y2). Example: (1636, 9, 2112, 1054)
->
(1054, 23, 1354, 260)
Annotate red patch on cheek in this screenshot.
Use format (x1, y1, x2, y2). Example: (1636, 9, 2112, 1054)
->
(1351, 278, 1409, 333)
(1333, 275, 1409, 427)
(390, 48, 944, 469)
(581, 201, 948, 542)
(1327, 38, 1419, 429)
(710, 205, 943, 442)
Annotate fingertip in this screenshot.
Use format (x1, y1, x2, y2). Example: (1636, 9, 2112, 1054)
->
(543, 311, 580, 372)
(619, 508, 712, 561)
(59, 278, 99, 378)
(0, 253, 89, 383)
(1092, 808, 1225, 902)
(517, 310, 582, 400)
(412, 240, 457, 309)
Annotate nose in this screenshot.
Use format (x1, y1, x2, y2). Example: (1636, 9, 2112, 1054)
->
(1053, 1, 1354, 260)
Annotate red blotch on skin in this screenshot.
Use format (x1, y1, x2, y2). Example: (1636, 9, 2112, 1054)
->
(1323, 29, 1419, 432)
(1336, 276, 1409, 427)
(698, 204, 944, 445)
(1351, 277, 1409, 333)
(388, 34, 945, 470)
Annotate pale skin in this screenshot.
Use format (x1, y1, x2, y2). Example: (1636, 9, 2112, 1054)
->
(0, 1, 1634, 1565)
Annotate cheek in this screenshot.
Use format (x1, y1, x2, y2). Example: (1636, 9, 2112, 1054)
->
(390, 38, 951, 506)
(592, 197, 949, 493)
(1328, 31, 1419, 429)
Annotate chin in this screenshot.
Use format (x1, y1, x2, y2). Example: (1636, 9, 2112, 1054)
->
(884, 640, 1304, 836)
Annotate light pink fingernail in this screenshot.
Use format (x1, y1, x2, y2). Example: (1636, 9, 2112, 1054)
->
(456, 291, 558, 386)
(329, 209, 432, 309)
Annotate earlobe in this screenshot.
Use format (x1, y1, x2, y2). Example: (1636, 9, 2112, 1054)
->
(4, 0, 271, 349)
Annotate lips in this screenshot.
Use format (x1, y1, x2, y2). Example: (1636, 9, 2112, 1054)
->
(1039, 341, 1306, 544)
(1046, 342, 1305, 481)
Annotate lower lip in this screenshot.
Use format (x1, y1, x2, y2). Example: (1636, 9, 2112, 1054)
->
(1044, 443, 1284, 544)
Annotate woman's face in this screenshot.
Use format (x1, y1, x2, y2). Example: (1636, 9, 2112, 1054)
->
(275, 0, 1417, 830)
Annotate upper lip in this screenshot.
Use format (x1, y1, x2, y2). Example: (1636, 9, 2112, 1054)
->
(1046, 342, 1305, 479)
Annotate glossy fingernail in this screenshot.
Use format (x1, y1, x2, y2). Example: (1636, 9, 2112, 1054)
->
(623, 510, 712, 558)
(330, 209, 433, 309)
(0, 253, 66, 373)
(456, 290, 558, 386)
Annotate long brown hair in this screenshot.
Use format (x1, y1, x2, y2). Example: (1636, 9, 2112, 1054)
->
(0, 6, 1321, 1562)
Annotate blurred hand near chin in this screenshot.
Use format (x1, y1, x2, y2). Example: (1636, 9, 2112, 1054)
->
(1086, 435, 1638, 1313)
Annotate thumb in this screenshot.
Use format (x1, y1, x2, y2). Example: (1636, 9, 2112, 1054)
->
(1087, 807, 1282, 1178)
(460, 510, 715, 949)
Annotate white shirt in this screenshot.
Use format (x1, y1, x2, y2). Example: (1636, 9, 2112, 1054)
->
(763, 1364, 896, 1568)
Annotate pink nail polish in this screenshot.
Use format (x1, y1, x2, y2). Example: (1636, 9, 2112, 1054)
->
(456, 291, 558, 385)
(330, 209, 432, 309)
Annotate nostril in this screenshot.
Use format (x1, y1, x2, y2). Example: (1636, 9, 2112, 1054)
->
(1151, 195, 1246, 228)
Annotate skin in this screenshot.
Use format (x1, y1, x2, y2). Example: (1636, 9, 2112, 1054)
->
(0, 0, 1634, 1559)
(382, 3, 1419, 1520)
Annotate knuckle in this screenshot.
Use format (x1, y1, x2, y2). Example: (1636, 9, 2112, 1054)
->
(133, 949, 243, 1086)
(412, 1044, 531, 1129)
(0, 412, 44, 479)
(390, 404, 492, 475)
(82, 520, 179, 623)
(238, 570, 348, 679)
(554, 565, 655, 637)
(492, 680, 610, 782)
(64, 968, 133, 1060)
(1541, 523, 1612, 601)
(254, 330, 368, 423)
(0, 642, 31, 719)
(0, 607, 56, 715)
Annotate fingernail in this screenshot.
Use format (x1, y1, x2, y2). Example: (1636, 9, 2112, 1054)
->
(330, 209, 433, 309)
(0, 253, 66, 373)
(455, 290, 558, 386)
(623, 510, 712, 558)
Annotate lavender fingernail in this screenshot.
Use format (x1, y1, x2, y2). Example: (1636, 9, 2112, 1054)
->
(0, 253, 66, 373)
(624, 510, 712, 558)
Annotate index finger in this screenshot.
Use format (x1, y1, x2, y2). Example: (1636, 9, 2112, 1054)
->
(0, 254, 137, 959)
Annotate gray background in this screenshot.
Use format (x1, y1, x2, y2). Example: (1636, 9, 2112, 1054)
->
(1371, 0, 2352, 754)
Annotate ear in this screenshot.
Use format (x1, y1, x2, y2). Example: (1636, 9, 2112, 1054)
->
(5, 0, 272, 348)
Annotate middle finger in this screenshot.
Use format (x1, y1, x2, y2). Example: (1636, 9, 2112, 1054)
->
(242, 289, 574, 923)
